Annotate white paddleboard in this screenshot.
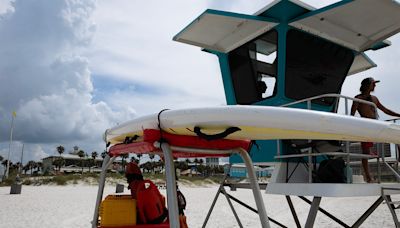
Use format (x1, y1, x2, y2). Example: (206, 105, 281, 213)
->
(105, 106, 400, 145)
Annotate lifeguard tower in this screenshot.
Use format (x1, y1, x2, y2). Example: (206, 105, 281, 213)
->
(173, 0, 400, 227)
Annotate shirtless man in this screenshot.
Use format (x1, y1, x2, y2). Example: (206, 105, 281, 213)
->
(351, 77, 400, 182)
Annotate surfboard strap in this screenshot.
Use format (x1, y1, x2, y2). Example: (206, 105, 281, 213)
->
(124, 135, 139, 144)
(193, 126, 241, 141)
(157, 109, 170, 143)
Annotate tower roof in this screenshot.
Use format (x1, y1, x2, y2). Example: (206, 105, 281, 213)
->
(173, 9, 278, 53)
(174, 0, 400, 53)
(289, 0, 400, 52)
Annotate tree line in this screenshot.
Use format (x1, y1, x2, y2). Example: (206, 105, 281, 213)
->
(0, 155, 42, 176)
(1, 145, 224, 177)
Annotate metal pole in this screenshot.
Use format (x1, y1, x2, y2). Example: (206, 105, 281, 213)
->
(306, 100, 313, 183)
(286, 196, 301, 228)
(344, 98, 352, 183)
(160, 143, 180, 228)
(384, 162, 400, 181)
(92, 155, 113, 228)
(395, 142, 399, 171)
(382, 194, 400, 228)
(305, 197, 322, 228)
(203, 182, 224, 227)
(5, 113, 16, 179)
(203, 165, 231, 228)
(221, 187, 243, 228)
(393, 120, 399, 171)
(377, 143, 382, 183)
(238, 148, 271, 228)
(299, 196, 350, 227)
(19, 144, 24, 174)
(351, 196, 383, 228)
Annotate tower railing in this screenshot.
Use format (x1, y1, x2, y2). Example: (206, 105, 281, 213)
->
(277, 93, 399, 183)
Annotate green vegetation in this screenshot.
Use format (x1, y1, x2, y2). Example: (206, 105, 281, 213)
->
(0, 171, 226, 187)
(1, 151, 226, 187)
(1, 173, 102, 186)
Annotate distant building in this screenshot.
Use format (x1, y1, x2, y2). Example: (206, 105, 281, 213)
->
(206, 158, 219, 167)
(225, 164, 273, 178)
(42, 154, 103, 173)
(180, 169, 201, 176)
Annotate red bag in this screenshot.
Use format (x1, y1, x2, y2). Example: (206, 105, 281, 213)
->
(136, 180, 168, 224)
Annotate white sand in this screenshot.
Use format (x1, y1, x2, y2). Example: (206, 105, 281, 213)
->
(0, 184, 399, 227)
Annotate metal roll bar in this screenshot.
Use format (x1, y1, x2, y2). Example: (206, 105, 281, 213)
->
(92, 143, 271, 228)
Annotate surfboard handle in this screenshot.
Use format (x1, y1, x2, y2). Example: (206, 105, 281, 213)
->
(124, 135, 139, 144)
(193, 126, 241, 141)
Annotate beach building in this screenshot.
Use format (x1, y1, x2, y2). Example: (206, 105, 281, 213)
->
(42, 154, 103, 173)
(226, 164, 273, 178)
(206, 157, 219, 167)
(180, 169, 201, 176)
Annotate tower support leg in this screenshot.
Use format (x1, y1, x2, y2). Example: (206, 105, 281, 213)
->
(238, 148, 271, 228)
(305, 197, 321, 228)
(161, 143, 180, 228)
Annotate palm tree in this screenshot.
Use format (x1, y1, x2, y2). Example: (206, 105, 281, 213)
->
(55, 146, 65, 171)
(56, 145, 65, 157)
(26, 160, 36, 175)
(36, 162, 42, 172)
(130, 155, 137, 163)
(2, 159, 8, 177)
(137, 153, 143, 164)
(0, 156, 4, 177)
(77, 150, 85, 173)
(100, 151, 107, 168)
(185, 158, 191, 164)
(148, 154, 156, 173)
(149, 154, 155, 162)
(92, 151, 98, 161)
(121, 154, 129, 171)
(53, 158, 65, 172)
(16, 162, 21, 173)
(91, 151, 98, 160)
(22, 165, 29, 174)
(90, 151, 98, 172)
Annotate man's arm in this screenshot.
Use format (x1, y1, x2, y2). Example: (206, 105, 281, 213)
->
(375, 97, 400, 117)
(351, 100, 358, 116)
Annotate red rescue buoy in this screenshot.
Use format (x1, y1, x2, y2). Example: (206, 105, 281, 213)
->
(136, 180, 168, 224)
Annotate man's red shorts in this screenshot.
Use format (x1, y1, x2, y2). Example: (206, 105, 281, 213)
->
(361, 142, 374, 153)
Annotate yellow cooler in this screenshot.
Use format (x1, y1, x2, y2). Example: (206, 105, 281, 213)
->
(100, 194, 137, 227)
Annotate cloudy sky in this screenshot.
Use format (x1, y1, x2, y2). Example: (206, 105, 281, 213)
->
(0, 0, 399, 169)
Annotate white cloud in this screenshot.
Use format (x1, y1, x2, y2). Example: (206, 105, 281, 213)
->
(0, 0, 12, 14)
(0, 0, 134, 163)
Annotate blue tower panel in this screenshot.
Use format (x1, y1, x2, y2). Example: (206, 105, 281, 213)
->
(230, 140, 278, 164)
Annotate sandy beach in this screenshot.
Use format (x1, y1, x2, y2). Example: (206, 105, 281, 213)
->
(1, 184, 399, 228)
